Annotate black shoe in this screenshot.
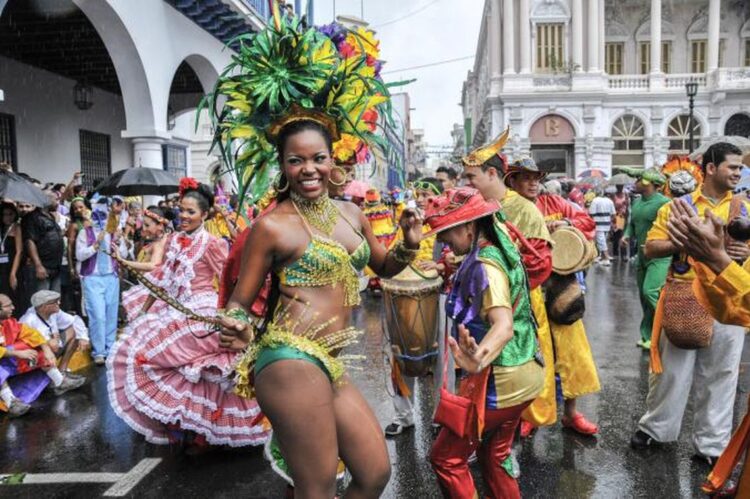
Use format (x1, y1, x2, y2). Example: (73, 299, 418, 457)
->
(384, 422, 413, 437)
(692, 453, 719, 467)
(630, 430, 659, 449)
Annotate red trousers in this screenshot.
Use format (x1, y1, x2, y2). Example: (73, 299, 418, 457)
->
(430, 401, 531, 499)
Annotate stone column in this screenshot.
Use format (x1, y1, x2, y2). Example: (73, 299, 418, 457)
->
(489, 0, 502, 78)
(502, 0, 515, 74)
(650, 0, 662, 73)
(571, 0, 583, 71)
(587, 0, 599, 72)
(131, 138, 165, 170)
(598, 0, 604, 73)
(707, 0, 720, 71)
(519, 0, 531, 73)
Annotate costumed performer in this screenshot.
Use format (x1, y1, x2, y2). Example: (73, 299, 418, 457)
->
(107, 179, 270, 453)
(426, 188, 543, 499)
(0, 293, 85, 417)
(631, 142, 750, 466)
(211, 17, 416, 496)
(461, 141, 563, 437)
(363, 188, 396, 292)
(119, 207, 172, 322)
(617, 167, 671, 350)
(506, 158, 600, 437)
(663, 199, 750, 496)
(385, 177, 450, 437)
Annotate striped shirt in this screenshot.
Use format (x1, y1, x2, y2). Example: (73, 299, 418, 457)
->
(588, 197, 616, 231)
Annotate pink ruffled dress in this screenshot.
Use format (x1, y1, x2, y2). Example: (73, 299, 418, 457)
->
(107, 228, 269, 447)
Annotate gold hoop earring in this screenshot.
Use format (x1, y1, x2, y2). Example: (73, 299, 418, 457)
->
(275, 173, 290, 193)
(329, 165, 347, 186)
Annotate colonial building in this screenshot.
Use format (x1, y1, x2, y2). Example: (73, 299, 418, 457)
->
(460, 0, 750, 177)
(0, 0, 274, 189)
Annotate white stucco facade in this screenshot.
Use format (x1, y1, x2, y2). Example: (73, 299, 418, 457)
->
(462, 0, 750, 178)
(0, 0, 265, 186)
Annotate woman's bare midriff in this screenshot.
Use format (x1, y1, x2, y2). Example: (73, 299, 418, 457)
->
(276, 282, 354, 341)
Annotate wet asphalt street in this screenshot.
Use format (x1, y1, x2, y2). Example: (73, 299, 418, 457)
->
(2, 262, 749, 498)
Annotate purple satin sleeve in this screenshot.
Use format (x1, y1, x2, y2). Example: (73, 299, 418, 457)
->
(447, 245, 489, 326)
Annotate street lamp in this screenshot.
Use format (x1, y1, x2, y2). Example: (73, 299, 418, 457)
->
(685, 82, 699, 153)
(73, 82, 93, 110)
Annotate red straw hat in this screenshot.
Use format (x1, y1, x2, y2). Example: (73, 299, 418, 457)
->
(422, 187, 500, 238)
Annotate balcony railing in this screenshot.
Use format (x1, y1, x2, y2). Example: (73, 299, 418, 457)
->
(608, 75, 649, 90)
(664, 73, 706, 88)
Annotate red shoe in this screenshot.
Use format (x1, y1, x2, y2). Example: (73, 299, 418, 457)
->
(519, 420, 536, 438)
(561, 413, 599, 436)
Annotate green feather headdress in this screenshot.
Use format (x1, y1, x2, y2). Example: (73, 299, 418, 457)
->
(199, 18, 408, 210)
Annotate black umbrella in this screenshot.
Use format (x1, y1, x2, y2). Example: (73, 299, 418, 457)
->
(94, 168, 180, 196)
(0, 169, 50, 207)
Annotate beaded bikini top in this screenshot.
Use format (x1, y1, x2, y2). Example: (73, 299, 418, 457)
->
(277, 204, 370, 307)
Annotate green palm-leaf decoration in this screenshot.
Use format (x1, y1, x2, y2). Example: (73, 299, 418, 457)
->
(199, 18, 409, 212)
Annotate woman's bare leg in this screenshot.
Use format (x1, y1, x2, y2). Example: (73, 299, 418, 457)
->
(333, 377, 391, 498)
(255, 360, 339, 499)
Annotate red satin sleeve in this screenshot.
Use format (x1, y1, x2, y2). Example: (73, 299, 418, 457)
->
(523, 238, 553, 290)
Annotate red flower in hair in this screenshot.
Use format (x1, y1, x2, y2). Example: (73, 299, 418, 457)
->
(179, 177, 199, 197)
(178, 235, 192, 249)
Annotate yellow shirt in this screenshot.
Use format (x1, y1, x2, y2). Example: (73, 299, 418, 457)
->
(502, 190, 553, 243)
(692, 259, 750, 327)
(480, 259, 511, 320)
(646, 188, 750, 280)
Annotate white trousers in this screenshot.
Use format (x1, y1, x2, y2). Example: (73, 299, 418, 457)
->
(391, 294, 456, 426)
(638, 320, 745, 457)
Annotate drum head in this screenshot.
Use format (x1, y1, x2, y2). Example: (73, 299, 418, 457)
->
(381, 265, 443, 294)
(551, 228, 587, 275)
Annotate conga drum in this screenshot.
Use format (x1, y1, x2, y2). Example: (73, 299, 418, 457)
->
(550, 227, 596, 275)
(381, 266, 443, 378)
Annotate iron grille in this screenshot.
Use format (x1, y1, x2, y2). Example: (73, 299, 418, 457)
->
(0, 113, 17, 171)
(79, 130, 111, 190)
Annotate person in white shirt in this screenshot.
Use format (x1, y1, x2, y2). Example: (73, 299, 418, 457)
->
(589, 189, 616, 266)
(20, 290, 90, 372)
(75, 198, 127, 365)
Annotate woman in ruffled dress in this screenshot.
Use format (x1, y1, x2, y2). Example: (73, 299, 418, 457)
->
(107, 179, 269, 452)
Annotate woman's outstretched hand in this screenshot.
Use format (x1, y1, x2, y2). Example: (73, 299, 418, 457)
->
(399, 208, 423, 249)
(218, 316, 254, 350)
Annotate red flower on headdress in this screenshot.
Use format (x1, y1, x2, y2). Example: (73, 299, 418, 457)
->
(179, 177, 199, 197)
(338, 41, 356, 58)
(362, 108, 378, 132)
(366, 54, 377, 67)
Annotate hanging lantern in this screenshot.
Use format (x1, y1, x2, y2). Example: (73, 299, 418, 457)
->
(167, 105, 176, 130)
(73, 82, 93, 110)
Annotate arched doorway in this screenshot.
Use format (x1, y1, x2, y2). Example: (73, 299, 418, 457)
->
(724, 114, 750, 138)
(529, 114, 575, 176)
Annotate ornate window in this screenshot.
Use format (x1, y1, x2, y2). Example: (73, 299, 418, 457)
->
(668, 115, 701, 154)
(611, 115, 645, 168)
(605, 43, 623, 75)
(163, 144, 187, 179)
(639, 42, 671, 74)
(691, 40, 706, 73)
(536, 23, 564, 72)
(79, 130, 111, 191)
(746, 39, 750, 67)
(0, 113, 16, 171)
(724, 114, 750, 138)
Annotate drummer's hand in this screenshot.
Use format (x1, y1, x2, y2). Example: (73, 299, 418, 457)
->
(218, 316, 254, 351)
(546, 220, 568, 233)
(448, 324, 490, 374)
(417, 260, 441, 272)
(399, 208, 423, 250)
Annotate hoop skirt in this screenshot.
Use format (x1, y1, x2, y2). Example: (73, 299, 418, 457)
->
(107, 230, 269, 447)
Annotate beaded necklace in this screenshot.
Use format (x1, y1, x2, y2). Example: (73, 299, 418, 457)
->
(290, 191, 338, 236)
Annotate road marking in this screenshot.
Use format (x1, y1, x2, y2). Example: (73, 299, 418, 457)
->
(0, 458, 162, 497)
(103, 458, 162, 497)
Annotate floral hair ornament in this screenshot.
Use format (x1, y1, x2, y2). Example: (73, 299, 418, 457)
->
(178, 177, 199, 197)
(461, 127, 511, 168)
(422, 187, 500, 238)
(144, 209, 169, 227)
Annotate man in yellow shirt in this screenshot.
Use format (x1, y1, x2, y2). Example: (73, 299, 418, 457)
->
(631, 142, 750, 465)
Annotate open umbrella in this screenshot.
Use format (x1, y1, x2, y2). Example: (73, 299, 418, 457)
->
(609, 172, 636, 186)
(344, 180, 370, 199)
(94, 168, 180, 196)
(577, 168, 608, 180)
(0, 169, 49, 207)
(689, 136, 750, 162)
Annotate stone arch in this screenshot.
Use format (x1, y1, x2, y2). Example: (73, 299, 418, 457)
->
(662, 109, 708, 138)
(524, 109, 581, 139)
(635, 18, 676, 41)
(531, 0, 570, 22)
(609, 109, 653, 137)
(73, 0, 155, 135)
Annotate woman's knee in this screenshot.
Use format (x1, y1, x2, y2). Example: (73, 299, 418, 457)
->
(351, 459, 391, 495)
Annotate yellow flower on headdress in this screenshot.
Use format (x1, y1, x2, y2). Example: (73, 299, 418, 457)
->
(345, 27, 380, 60)
(333, 133, 360, 162)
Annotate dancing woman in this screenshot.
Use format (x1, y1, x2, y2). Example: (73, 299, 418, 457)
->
(219, 118, 421, 497)
(424, 188, 544, 499)
(107, 179, 269, 452)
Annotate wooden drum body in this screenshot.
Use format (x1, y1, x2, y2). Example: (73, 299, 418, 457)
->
(382, 267, 443, 378)
(550, 227, 597, 275)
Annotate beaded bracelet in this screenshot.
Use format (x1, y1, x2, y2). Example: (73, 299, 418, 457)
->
(223, 307, 250, 323)
(390, 241, 418, 265)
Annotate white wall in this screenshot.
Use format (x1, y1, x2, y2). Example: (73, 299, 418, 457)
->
(0, 55, 131, 182)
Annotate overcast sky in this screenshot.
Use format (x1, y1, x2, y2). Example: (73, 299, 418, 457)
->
(312, 0, 485, 147)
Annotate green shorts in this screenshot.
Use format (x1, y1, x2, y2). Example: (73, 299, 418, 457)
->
(254, 345, 332, 381)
